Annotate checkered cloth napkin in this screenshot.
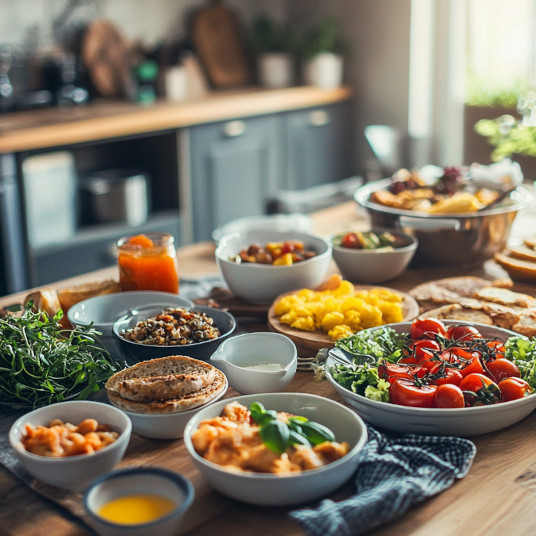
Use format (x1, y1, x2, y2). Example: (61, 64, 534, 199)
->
(290, 424, 476, 536)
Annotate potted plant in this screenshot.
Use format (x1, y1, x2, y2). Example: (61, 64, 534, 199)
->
(299, 16, 349, 89)
(250, 15, 295, 89)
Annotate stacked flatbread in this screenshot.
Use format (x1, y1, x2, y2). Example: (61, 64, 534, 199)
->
(409, 276, 536, 337)
(106, 355, 227, 414)
(495, 237, 536, 283)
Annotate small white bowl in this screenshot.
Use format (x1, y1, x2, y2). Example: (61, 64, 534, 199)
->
(210, 332, 297, 394)
(9, 400, 131, 491)
(331, 228, 418, 283)
(83, 467, 194, 536)
(183, 392, 368, 506)
(118, 376, 228, 440)
(67, 291, 194, 356)
(215, 229, 332, 304)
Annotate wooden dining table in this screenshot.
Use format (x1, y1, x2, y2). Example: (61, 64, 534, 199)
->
(2, 200, 536, 536)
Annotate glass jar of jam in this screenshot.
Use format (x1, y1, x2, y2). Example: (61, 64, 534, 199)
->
(117, 232, 179, 293)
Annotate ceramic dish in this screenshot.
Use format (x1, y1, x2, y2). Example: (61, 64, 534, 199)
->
(215, 229, 332, 304)
(330, 228, 418, 283)
(113, 305, 236, 363)
(9, 400, 131, 491)
(183, 392, 368, 506)
(67, 291, 194, 356)
(84, 467, 194, 536)
(325, 321, 536, 436)
(210, 332, 297, 394)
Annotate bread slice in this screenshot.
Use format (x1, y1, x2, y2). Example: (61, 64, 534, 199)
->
(418, 303, 494, 325)
(494, 251, 536, 283)
(473, 286, 536, 308)
(57, 279, 120, 314)
(506, 244, 536, 262)
(524, 237, 536, 249)
(24, 287, 71, 329)
(105, 355, 227, 414)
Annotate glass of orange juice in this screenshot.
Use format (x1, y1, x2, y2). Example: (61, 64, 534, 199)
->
(117, 232, 179, 293)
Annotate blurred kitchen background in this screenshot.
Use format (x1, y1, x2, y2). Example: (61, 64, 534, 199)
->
(1, 0, 535, 296)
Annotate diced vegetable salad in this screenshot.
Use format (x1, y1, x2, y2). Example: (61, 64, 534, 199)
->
(329, 318, 536, 408)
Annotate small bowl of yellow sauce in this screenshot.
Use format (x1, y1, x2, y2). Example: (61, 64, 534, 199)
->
(83, 467, 194, 536)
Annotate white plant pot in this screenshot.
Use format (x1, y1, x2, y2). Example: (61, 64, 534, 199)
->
(304, 52, 344, 89)
(258, 53, 293, 89)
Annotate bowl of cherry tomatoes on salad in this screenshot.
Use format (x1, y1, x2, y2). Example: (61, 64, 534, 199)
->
(325, 318, 536, 436)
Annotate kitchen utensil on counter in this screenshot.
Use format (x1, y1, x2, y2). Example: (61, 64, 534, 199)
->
(80, 169, 150, 226)
(81, 19, 132, 98)
(191, 0, 252, 88)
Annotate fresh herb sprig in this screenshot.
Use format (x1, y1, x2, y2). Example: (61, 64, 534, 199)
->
(0, 304, 119, 409)
(249, 402, 335, 455)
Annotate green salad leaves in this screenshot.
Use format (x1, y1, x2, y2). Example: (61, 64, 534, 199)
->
(0, 304, 119, 409)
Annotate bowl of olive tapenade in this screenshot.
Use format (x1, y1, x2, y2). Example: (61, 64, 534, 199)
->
(331, 228, 418, 283)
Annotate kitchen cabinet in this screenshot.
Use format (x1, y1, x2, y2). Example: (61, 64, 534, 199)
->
(285, 101, 354, 189)
(187, 115, 284, 242)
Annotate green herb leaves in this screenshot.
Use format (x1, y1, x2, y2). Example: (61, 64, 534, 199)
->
(0, 304, 119, 409)
(249, 402, 335, 455)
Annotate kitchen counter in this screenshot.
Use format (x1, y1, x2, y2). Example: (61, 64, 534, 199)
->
(2, 200, 536, 536)
(0, 86, 353, 153)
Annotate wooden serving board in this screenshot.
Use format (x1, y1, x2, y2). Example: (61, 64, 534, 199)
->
(191, 0, 251, 88)
(267, 285, 420, 357)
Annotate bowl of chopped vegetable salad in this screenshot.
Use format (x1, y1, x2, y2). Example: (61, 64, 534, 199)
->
(324, 319, 536, 436)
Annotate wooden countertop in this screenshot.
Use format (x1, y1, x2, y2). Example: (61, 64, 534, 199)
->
(2, 201, 536, 536)
(0, 86, 353, 154)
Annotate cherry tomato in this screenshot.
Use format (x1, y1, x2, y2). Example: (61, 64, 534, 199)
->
(428, 363, 464, 386)
(432, 384, 465, 408)
(407, 339, 441, 362)
(410, 318, 447, 340)
(446, 324, 483, 342)
(341, 232, 360, 249)
(460, 373, 501, 406)
(486, 358, 520, 383)
(486, 340, 506, 358)
(439, 347, 484, 377)
(498, 377, 532, 402)
(378, 362, 423, 384)
(390, 379, 437, 408)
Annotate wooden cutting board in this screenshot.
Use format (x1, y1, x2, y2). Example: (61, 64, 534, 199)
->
(192, 0, 251, 88)
(81, 19, 131, 98)
(267, 286, 420, 357)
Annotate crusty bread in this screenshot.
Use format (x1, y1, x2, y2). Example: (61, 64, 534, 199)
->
(105, 356, 227, 414)
(24, 287, 71, 329)
(473, 286, 536, 308)
(57, 279, 120, 314)
(506, 244, 536, 262)
(418, 304, 494, 325)
(494, 251, 536, 283)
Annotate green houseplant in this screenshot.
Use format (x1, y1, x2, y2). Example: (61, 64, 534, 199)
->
(250, 15, 295, 88)
(299, 16, 349, 89)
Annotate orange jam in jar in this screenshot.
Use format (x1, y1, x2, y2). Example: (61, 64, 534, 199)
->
(117, 232, 179, 293)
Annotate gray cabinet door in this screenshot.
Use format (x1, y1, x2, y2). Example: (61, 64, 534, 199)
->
(285, 102, 355, 190)
(189, 115, 283, 242)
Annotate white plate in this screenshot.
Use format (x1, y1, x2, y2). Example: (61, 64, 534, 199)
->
(325, 321, 536, 437)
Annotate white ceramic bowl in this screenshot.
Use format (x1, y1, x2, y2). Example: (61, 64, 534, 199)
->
(331, 228, 418, 283)
(325, 321, 536, 436)
(9, 400, 132, 491)
(83, 467, 194, 536)
(210, 332, 297, 394)
(212, 213, 312, 242)
(117, 376, 228, 440)
(67, 291, 194, 356)
(183, 392, 368, 506)
(215, 229, 332, 304)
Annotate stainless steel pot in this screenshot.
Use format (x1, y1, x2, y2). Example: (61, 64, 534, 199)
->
(354, 179, 531, 267)
(80, 169, 149, 226)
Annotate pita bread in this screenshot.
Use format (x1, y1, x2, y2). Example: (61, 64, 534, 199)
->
(106, 355, 227, 414)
